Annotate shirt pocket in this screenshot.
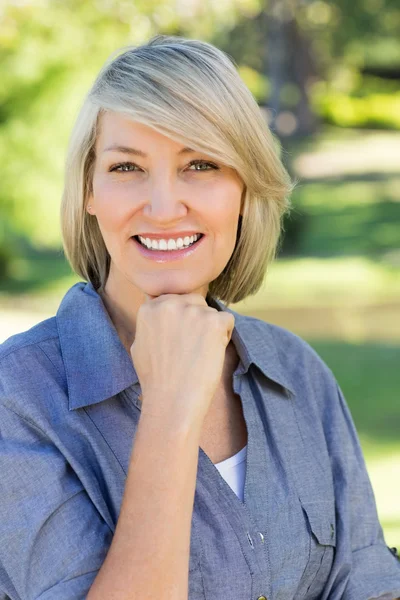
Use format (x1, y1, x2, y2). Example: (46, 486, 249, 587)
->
(296, 500, 337, 600)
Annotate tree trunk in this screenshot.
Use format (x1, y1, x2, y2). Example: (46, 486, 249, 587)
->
(263, 0, 319, 138)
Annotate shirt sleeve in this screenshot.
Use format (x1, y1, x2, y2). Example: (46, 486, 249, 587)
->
(0, 401, 113, 600)
(321, 380, 400, 600)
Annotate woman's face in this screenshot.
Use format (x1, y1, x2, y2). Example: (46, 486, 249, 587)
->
(88, 111, 244, 300)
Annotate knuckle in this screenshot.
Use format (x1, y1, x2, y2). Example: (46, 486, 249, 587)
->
(160, 299, 178, 313)
(187, 303, 203, 317)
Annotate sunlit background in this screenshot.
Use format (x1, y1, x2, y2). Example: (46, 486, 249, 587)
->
(0, 0, 399, 549)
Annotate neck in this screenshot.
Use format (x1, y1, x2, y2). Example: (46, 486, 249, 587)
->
(98, 271, 211, 356)
(99, 275, 142, 355)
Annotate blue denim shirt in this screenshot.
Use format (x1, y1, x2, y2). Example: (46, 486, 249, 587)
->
(0, 281, 399, 600)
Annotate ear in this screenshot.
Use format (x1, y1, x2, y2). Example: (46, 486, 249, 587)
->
(240, 186, 246, 216)
(86, 194, 94, 215)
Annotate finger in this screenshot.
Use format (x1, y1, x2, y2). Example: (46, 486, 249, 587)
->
(224, 314, 235, 344)
(143, 292, 158, 302)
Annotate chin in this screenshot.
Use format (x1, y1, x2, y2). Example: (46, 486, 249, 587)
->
(146, 281, 208, 298)
(148, 286, 197, 297)
(139, 274, 199, 293)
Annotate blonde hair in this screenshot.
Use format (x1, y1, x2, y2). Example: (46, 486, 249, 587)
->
(60, 34, 294, 306)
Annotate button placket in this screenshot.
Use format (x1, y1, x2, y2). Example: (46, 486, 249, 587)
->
(237, 372, 273, 600)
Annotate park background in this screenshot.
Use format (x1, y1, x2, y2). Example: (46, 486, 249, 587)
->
(0, 0, 399, 550)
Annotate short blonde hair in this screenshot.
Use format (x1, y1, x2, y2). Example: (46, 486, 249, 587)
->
(60, 34, 294, 306)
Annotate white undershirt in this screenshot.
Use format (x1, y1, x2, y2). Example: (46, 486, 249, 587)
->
(214, 445, 248, 502)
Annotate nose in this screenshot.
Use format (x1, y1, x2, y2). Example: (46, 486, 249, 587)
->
(143, 176, 187, 223)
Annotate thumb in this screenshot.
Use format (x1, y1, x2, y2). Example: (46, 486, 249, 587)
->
(224, 313, 235, 346)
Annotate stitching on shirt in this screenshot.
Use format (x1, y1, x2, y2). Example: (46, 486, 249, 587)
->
(55, 316, 75, 412)
(37, 344, 64, 381)
(0, 402, 49, 437)
(292, 399, 327, 479)
(0, 334, 58, 364)
(31, 488, 87, 538)
(38, 569, 100, 597)
(246, 368, 272, 593)
(352, 541, 395, 556)
(197, 539, 207, 597)
(82, 407, 127, 475)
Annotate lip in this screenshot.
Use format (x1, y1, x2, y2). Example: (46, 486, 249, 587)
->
(135, 231, 202, 239)
(131, 234, 205, 262)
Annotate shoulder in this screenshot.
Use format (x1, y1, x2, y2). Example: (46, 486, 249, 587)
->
(236, 308, 334, 376)
(0, 316, 58, 360)
(265, 319, 333, 377)
(231, 308, 338, 409)
(268, 319, 337, 395)
(0, 316, 67, 417)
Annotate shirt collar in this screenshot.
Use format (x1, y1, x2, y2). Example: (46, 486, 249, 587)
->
(57, 281, 295, 411)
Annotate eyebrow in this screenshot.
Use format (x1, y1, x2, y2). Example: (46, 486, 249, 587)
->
(102, 145, 197, 157)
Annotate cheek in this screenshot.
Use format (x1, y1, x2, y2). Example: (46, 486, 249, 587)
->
(93, 180, 133, 233)
(211, 184, 242, 229)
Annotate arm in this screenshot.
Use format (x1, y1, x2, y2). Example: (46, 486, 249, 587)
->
(0, 394, 203, 600)
(0, 402, 113, 600)
(87, 397, 203, 600)
(321, 381, 400, 600)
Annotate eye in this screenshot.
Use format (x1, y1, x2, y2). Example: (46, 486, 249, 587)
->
(187, 159, 219, 172)
(109, 162, 141, 172)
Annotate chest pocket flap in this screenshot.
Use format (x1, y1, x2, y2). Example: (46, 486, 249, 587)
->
(301, 500, 337, 546)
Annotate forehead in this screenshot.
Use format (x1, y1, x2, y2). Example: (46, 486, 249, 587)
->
(93, 111, 245, 189)
(95, 112, 185, 152)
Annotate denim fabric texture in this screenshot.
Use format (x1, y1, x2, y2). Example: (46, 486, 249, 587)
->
(0, 281, 399, 600)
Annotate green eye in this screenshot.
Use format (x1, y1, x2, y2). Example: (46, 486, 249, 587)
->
(187, 160, 219, 171)
(110, 162, 141, 172)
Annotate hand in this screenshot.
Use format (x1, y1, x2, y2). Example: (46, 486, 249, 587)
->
(130, 292, 235, 429)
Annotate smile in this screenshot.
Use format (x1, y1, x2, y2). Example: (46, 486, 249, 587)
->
(131, 233, 205, 263)
(135, 233, 203, 251)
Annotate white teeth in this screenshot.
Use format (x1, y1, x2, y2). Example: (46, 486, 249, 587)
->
(138, 234, 201, 251)
(167, 239, 176, 250)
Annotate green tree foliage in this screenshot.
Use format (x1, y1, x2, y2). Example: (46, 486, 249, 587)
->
(0, 0, 399, 259)
(0, 0, 261, 255)
(217, 0, 400, 135)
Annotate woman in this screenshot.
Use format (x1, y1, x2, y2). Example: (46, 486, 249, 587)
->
(0, 34, 399, 600)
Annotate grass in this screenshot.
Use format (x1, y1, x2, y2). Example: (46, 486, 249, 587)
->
(286, 177, 400, 259)
(306, 340, 400, 448)
(307, 340, 400, 550)
(239, 256, 400, 308)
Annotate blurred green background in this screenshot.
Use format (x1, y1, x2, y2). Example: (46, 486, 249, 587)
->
(0, 0, 399, 550)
